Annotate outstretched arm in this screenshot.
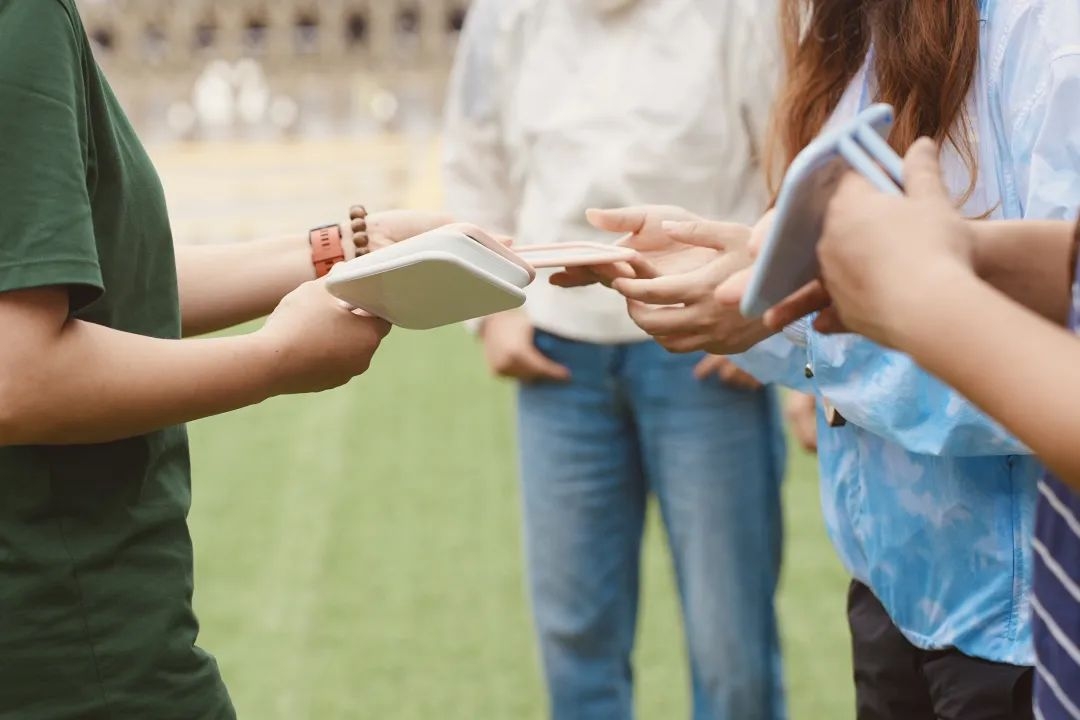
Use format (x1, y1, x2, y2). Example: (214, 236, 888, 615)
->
(898, 248, 1080, 487)
(176, 234, 318, 337)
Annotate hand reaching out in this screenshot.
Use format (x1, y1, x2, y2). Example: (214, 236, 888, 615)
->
(549, 205, 707, 288)
(693, 354, 763, 391)
(608, 219, 772, 354)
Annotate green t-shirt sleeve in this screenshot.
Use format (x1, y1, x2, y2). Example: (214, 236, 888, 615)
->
(0, 0, 103, 310)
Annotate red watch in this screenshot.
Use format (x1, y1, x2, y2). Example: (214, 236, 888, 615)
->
(309, 224, 346, 278)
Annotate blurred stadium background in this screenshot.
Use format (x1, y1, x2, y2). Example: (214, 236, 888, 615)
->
(75, 1, 854, 717)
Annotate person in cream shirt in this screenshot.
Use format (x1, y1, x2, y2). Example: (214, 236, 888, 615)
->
(444, 1, 791, 718)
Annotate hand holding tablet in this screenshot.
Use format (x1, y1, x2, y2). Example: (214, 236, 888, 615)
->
(324, 226, 641, 329)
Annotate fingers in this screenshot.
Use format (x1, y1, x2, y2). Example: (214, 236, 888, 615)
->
(693, 354, 722, 380)
(549, 268, 597, 288)
(586, 207, 647, 234)
(447, 222, 497, 245)
(656, 332, 716, 354)
(613, 270, 706, 305)
(721, 364, 763, 391)
(365, 316, 393, 339)
(628, 301, 705, 337)
(762, 281, 831, 331)
(626, 254, 660, 280)
(714, 266, 753, 307)
(748, 210, 776, 257)
(832, 170, 878, 207)
(902, 137, 948, 200)
(694, 354, 762, 390)
(498, 346, 571, 383)
(661, 220, 746, 251)
(549, 262, 636, 288)
(522, 348, 572, 382)
(813, 307, 850, 335)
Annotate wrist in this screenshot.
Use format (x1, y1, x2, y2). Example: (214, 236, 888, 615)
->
(738, 319, 777, 353)
(308, 224, 347, 279)
(238, 330, 286, 403)
(888, 260, 979, 351)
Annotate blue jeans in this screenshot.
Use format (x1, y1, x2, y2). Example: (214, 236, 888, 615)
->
(517, 332, 787, 720)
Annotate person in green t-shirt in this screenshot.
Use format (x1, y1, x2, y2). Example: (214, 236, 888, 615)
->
(0, 1, 492, 718)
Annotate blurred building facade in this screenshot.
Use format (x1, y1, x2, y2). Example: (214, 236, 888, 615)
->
(76, 0, 472, 140)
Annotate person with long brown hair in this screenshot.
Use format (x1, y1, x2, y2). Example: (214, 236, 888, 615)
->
(555, 0, 1080, 716)
(809, 140, 1080, 720)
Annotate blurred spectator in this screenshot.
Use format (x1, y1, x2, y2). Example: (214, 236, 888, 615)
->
(444, 1, 787, 718)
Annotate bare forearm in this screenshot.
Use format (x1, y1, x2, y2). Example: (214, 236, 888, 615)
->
(972, 220, 1074, 324)
(897, 271, 1080, 488)
(0, 320, 277, 446)
(176, 235, 314, 337)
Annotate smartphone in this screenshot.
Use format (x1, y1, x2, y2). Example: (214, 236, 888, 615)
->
(740, 103, 905, 319)
(514, 241, 639, 269)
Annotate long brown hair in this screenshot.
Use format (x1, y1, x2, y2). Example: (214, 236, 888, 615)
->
(766, 0, 981, 198)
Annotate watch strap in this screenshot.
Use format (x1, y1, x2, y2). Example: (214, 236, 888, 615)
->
(309, 224, 346, 278)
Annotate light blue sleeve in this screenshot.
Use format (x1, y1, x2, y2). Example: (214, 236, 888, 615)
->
(729, 328, 815, 393)
(997, 1, 1080, 222)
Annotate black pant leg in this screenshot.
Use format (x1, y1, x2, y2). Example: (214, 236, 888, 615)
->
(922, 649, 1034, 720)
(847, 580, 936, 720)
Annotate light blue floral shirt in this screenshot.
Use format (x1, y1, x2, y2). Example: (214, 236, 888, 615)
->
(736, 0, 1080, 666)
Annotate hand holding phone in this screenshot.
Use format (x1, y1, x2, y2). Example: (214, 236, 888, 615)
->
(739, 104, 906, 319)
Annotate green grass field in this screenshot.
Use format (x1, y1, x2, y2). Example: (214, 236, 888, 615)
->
(186, 325, 854, 719)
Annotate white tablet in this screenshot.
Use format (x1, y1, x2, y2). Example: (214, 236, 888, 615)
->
(740, 104, 905, 319)
(325, 229, 532, 330)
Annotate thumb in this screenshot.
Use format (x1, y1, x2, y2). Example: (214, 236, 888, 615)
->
(749, 209, 777, 257)
(447, 222, 496, 244)
(586, 207, 647, 234)
(762, 281, 831, 331)
(714, 266, 753, 307)
(903, 137, 949, 201)
(812, 307, 850, 335)
(662, 220, 745, 251)
(523, 345, 572, 382)
(693, 354, 722, 380)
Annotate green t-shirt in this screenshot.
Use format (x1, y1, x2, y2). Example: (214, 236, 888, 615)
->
(0, 1, 234, 717)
